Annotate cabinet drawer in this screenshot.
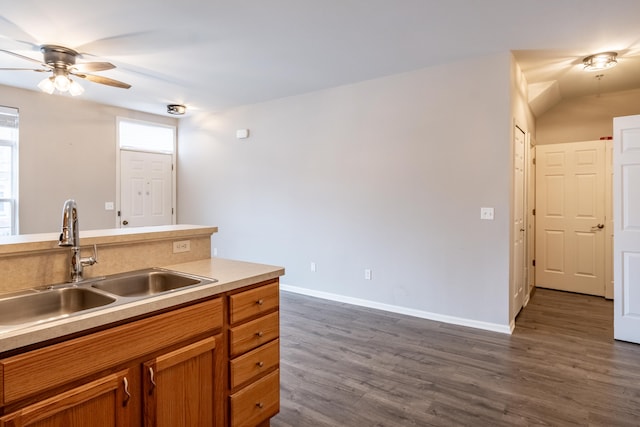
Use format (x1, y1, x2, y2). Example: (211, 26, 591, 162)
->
(230, 339, 279, 389)
(229, 312, 279, 357)
(229, 369, 279, 427)
(229, 282, 279, 325)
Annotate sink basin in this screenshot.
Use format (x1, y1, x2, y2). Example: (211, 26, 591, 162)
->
(0, 288, 116, 327)
(91, 269, 211, 297)
(0, 269, 215, 333)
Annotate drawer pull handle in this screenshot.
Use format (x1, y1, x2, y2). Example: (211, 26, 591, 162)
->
(257, 299, 264, 306)
(123, 377, 131, 406)
(256, 331, 264, 337)
(257, 361, 265, 368)
(256, 402, 264, 409)
(149, 367, 157, 393)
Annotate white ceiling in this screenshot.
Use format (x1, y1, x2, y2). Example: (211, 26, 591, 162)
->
(1, 0, 640, 117)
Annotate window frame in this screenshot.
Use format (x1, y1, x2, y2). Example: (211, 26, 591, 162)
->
(0, 106, 19, 236)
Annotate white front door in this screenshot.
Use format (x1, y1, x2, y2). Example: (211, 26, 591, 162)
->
(535, 141, 606, 296)
(120, 150, 173, 228)
(613, 115, 640, 343)
(512, 126, 526, 315)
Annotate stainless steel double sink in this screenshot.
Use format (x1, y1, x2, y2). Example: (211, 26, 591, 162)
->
(0, 269, 217, 332)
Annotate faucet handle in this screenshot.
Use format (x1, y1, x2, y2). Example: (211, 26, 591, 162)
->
(81, 244, 99, 266)
(92, 244, 98, 264)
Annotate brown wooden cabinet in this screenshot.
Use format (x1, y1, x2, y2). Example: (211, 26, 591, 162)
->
(143, 336, 223, 427)
(0, 279, 281, 427)
(0, 369, 131, 427)
(227, 281, 280, 427)
(0, 298, 224, 427)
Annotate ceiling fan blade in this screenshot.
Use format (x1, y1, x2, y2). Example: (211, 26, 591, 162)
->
(0, 67, 47, 72)
(0, 49, 50, 69)
(0, 17, 39, 48)
(71, 62, 116, 73)
(74, 73, 131, 89)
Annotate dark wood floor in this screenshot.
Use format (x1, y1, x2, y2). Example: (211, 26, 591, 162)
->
(270, 288, 640, 427)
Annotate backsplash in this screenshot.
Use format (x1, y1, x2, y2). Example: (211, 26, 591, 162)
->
(0, 225, 216, 294)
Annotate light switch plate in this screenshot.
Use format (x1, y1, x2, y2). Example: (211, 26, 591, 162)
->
(480, 207, 494, 220)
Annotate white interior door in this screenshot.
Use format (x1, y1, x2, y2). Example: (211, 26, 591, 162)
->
(605, 140, 614, 299)
(527, 143, 536, 298)
(535, 141, 606, 296)
(512, 126, 526, 314)
(613, 115, 640, 343)
(120, 150, 173, 227)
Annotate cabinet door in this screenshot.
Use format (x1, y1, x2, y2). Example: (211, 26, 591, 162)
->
(143, 336, 223, 427)
(0, 369, 132, 427)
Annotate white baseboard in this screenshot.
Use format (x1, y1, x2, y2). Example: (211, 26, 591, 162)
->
(280, 283, 512, 335)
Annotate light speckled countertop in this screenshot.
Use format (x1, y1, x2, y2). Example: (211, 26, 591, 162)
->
(0, 257, 284, 354)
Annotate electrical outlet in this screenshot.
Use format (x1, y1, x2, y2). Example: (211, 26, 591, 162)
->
(173, 240, 191, 253)
(104, 202, 114, 211)
(310, 262, 317, 272)
(365, 269, 372, 280)
(480, 207, 495, 220)
(213, 247, 218, 257)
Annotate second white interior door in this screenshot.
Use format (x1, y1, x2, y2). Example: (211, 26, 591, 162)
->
(535, 140, 607, 296)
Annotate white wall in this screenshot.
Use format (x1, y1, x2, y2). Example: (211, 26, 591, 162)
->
(178, 53, 514, 331)
(0, 85, 177, 234)
(536, 88, 640, 144)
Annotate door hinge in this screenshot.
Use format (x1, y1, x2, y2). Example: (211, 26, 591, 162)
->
(532, 259, 536, 267)
(532, 208, 536, 216)
(172, 208, 174, 215)
(172, 164, 174, 171)
(533, 157, 536, 165)
(117, 210, 121, 217)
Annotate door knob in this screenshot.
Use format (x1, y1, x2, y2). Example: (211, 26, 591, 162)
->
(591, 223, 604, 231)
(122, 220, 129, 226)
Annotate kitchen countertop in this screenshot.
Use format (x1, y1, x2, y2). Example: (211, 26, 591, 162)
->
(0, 257, 284, 354)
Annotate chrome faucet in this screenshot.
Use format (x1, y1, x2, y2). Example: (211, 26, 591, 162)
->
(58, 199, 98, 282)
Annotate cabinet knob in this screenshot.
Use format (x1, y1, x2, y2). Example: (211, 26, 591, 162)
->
(256, 299, 264, 306)
(256, 402, 264, 409)
(255, 331, 264, 338)
(256, 361, 264, 368)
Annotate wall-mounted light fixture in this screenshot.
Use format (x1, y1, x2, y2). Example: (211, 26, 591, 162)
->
(583, 52, 618, 71)
(167, 104, 186, 115)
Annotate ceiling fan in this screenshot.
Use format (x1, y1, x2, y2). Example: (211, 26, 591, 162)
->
(0, 44, 131, 95)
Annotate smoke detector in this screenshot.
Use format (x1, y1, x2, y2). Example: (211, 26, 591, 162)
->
(167, 104, 186, 115)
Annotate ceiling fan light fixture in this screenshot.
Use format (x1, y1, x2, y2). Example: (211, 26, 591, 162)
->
(167, 104, 186, 115)
(53, 74, 70, 92)
(583, 52, 618, 71)
(68, 79, 85, 96)
(38, 68, 84, 96)
(37, 77, 55, 94)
